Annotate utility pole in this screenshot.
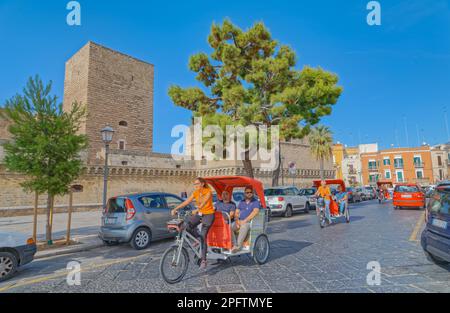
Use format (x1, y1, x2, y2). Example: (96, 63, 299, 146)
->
(444, 108, 450, 142)
(403, 116, 409, 147)
(416, 124, 420, 147)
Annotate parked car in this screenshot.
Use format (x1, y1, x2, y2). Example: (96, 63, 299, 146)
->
(299, 188, 317, 210)
(347, 187, 362, 203)
(362, 186, 376, 200)
(393, 184, 426, 209)
(264, 186, 309, 217)
(421, 181, 450, 265)
(0, 232, 37, 282)
(100, 192, 192, 250)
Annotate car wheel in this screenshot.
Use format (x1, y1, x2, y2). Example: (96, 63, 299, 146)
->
(284, 205, 293, 218)
(304, 202, 310, 213)
(0, 251, 18, 282)
(130, 227, 152, 250)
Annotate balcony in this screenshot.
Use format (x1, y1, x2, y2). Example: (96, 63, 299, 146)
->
(394, 164, 404, 169)
(368, 166, 378, 172)
(348, 169, 357, 175)
(414, 162, 424, 168)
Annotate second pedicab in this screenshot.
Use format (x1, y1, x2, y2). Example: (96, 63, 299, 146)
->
(377, 181, 393, 203)
(313, 179, 350, 228)
(159, 176, 270, 284)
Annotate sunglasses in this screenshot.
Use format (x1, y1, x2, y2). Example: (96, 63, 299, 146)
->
(245, 191, 253, 194)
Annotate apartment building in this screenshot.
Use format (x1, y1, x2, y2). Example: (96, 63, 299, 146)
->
(360, 146, 433, 186)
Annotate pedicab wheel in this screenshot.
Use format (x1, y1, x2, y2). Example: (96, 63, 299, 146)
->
(159, 246, 189, 284)
(253, 234, 270, 265)
(345, 208, 350, 223)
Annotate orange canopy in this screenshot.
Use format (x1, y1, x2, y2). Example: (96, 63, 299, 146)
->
(203, 176, 267, 208)
(377, 181, 393, 188)
(313, 179, 346, 191)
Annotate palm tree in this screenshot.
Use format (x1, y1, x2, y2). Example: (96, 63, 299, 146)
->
(309, 126, 333, 180)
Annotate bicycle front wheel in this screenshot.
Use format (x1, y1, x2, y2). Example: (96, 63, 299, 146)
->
(159, 246, 189, 284)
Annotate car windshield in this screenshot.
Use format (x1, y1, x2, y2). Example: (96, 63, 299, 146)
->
(264, 189, 285, 196)
(303, 189, 315, 196)
(428, 189, 450, 215)
(395, 185, 419, 193)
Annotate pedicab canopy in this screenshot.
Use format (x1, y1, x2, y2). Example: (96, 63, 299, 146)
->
(377, 181, 393, 188)
(312, 179, 346, 191)
(203, 176, 267, 208)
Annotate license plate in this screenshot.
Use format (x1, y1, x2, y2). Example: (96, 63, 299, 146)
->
(401, 194, 412, 198)
(104, 217, 117, 225)
(432, 218, 448, 229)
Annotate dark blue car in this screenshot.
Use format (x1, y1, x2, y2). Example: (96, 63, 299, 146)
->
(421, 182, 450, 265)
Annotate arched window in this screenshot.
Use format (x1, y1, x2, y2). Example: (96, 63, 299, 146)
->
(119, 121, 128, 127)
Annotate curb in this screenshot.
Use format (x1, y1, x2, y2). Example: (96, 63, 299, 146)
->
(35, 241, 104, 259)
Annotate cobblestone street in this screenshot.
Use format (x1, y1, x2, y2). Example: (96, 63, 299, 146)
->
(1, 200, 449, 293)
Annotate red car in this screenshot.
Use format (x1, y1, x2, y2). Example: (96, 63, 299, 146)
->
(393, 183, 426, 209)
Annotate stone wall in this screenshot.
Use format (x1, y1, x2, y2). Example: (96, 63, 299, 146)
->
(0, 164, 334, 214)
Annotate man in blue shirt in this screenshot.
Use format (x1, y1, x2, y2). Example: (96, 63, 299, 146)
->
(215, 191, 236, 222)
(334, 185, 348, 215)
(215, 190, 237, 245)
(232, 186, 261, 253)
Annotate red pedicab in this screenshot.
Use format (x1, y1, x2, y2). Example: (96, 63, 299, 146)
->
(313, 179, 350, 228)
(160, 176, 270, 284)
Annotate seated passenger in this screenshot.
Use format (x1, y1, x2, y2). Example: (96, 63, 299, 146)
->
(335, 185, 348, 215)
(215, 191, 236, 245)
(232, 186, 260, 253)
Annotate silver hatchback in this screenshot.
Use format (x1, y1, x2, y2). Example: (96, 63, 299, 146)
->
(100, 192, 190, 250)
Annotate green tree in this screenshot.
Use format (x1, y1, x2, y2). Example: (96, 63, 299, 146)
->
(169, 19, 342, 183)
(309, 125, 333, 180)
(1, 76, 88, 242)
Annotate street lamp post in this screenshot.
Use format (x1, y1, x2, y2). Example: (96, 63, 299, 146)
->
(101, 126, 115, 210)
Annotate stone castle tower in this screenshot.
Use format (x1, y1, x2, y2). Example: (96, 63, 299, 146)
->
(63, 41, 154, 164)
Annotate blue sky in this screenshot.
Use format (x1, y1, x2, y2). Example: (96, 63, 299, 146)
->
(1, 0, 449, 152)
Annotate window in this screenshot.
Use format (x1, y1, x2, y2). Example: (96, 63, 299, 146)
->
(118, 140, 125, 150)
(164, 195, 184, 210)
(416, 170, 424, 179)
(394, 185, 419, 193)
(385, 170, 391, 179)
(413, 155, 422, 167)
(369, 174, 379, 182)
(438, 156, 442, 166)
(121, 161, 128, 166)
(368, 160, 377, 170)
(138, 195, 165, 209)
(429, 189, 450, 215)
(264, 189, 286, 196)
(383, 157, 390, 166)
(396, 170, 404, 182)
(119, 121, 128, 127)
(394, 157, 404, 168)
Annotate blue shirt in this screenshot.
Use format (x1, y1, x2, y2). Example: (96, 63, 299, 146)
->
(237, 198, 261, 221)
(215, 201, 236, 215)
(335, 191, 347, 201)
